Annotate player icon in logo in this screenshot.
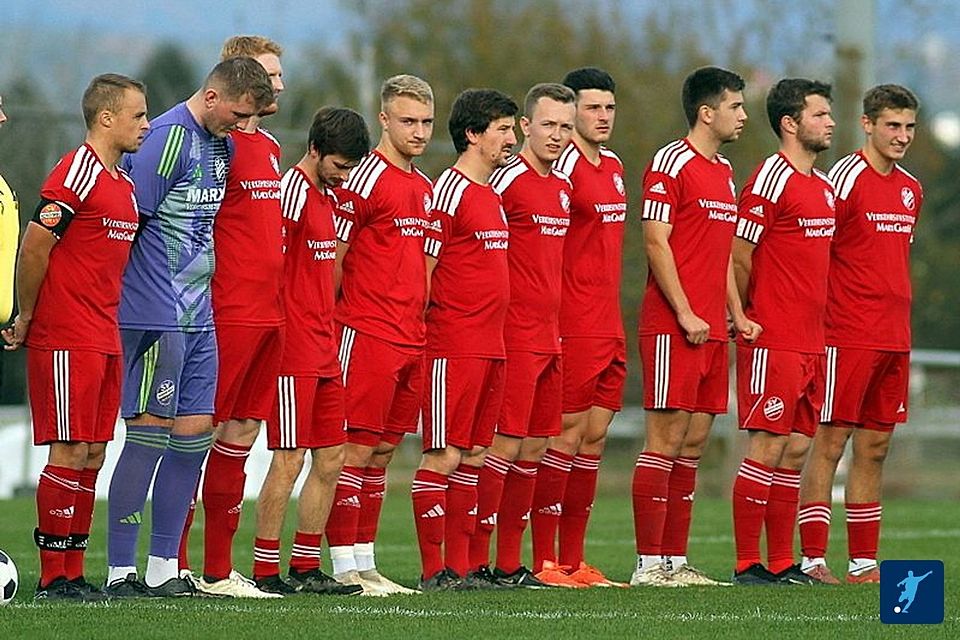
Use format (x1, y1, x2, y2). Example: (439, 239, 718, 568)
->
(895, 570, 932, 613)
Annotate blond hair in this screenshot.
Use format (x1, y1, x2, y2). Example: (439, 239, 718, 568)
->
(380, 74, 433, 110)
(220, 35, 283, 61)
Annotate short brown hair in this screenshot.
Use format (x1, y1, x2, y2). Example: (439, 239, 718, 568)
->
(82, 73, 146, 128)
(220, 35, 283, 61)
(523, 83, 575, 119)
(380, 74, 433, 110)
(863, 84, 919, 121)
(204, 57, 275, 112)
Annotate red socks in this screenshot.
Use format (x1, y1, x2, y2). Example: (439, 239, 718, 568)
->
(325, 466, 365, 547)
(201, 440, 251, 580)
(289, 531, 322, 574)
(469, 454, 510, 570)
(846, 502, 882, 560)
(732, 459, 773, 572)
(178, 477, 200, 571)
(495, 460, 538, 574)
(356, 467, 387, 544)
(765, 468, 801, 573)
(253, 537, 281, 579)
(64, 468, 97, 580)
(558, 454, 600, 567)
(798, 502, 832, 558)
(661, 456, 699, 558)
(444, 464, 479, 577)
(36, 465, 80, 587)
(631, 452, 674, 556)
(411, 469, 448, 579)
(530, 448, 573, 571)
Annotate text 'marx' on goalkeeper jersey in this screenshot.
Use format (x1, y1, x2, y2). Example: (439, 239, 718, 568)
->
(333, 149, 433, 348)
(554, 141, 626, 340)
(119, 102, 231, 332)
(278, 165, 340, 378)
(736, 152, 835, 353)
(638, 137, 738, 342)
(490, 154, 571, 355)
(27, 143, 138, 354)
(212, 128, 284, 327)
(424, 167, 510, 359)
(825, 150, 923, 352)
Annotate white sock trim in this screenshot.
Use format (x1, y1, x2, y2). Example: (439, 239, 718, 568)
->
(144, 555, 178, 587)
(354, 542, 375, 572)
(330, 545, 358, 576)
(107, 566, 137, 584)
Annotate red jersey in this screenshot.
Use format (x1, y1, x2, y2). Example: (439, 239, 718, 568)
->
(424, 167, 509, 359)
(825, 151, 922, 351)
(639, 138, 738, 342)
(278, 166, 340, 377)
(737, 153, 835, 353)
(554, 142, 626, 339)
(27, 144, 138, 354)
(212, 128, 284, 326)
(491, 155, 571, 354)
(333, 150, 433, 348)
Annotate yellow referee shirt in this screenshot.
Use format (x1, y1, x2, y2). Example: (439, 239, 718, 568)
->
(0, 170, 18, 323)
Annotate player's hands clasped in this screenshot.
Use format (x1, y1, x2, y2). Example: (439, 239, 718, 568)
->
(1, 314, 29, 350)
(734, 315, 762, 343)
(678, 310, 710, 345)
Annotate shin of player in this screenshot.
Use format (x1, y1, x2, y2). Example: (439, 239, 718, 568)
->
(325, 75, 435, 595)
(250, 108, 370, 597)
(104, 59, 274, 597)
(174, 35, 287, 599)
(530, 68, 627, 588)
(632, 66, 756, 587)
(412, 89, 517, 591)
(799, 85, 922, 584)
(730, 79, 836, 586)
(2, 75, 148, 600)
(467, 83, 577, 589)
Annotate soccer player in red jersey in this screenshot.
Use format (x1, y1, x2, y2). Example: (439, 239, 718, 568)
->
(529, 67, 627, 588)
(631, 66, 759, 587)
(411, 88, 517, 591)
(730, 79, 836, 585)
(250, 107, 370, 596)
(325, 75, 434, 595)
(466, 83, 578, 589)
(176, 35, 286, 599)
(798, 85, 922, 585)
(2, 75, 148, 600)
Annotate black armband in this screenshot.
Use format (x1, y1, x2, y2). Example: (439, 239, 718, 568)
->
(31, 198, 75, 239)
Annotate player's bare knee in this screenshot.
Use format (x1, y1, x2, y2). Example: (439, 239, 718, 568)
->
(48, 441, 89, 469)
(85, 443, 107, 470)
(420, 447, 461, 475)
(270, 449, 307, 480)
(489, 434, 522, 461)
(518, 437, 547, 462)
(217, 418, 261, 447)
(310, 445, 345, 481)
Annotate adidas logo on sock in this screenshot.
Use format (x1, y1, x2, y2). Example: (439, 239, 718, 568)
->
(227, 502, 243, 515)
(480, 514, 498, 526)
(682, 491, 696, 502)
(649, 181, 667, 195)
(420, 505, 445, 519)
(48, 505, 75, 518)
(745, 497, 768, 506)
(538, 503, 562, 516)
(369, 491, 385, 500)
(336, 495, 362, 509)
(521, 510, 530, 521)
(467, 506, 478, 516)
(119, 511, 142, 525)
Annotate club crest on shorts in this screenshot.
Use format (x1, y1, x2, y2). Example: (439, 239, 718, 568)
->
(900, 187, 916, 211)
(763, 396, 785, 421)
(612, 172, 625, 196)
(156, 379, 176, 406)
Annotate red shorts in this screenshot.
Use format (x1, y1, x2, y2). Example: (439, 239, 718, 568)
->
(820, 346, 909, 427)
(267, 375, 346, 449)
(337, 325, 423, 442)
(214, 324, 283, 424)
(496, 352, 562, 439)
(28, 348, 121, 444)
(422, 357, 505, 451)
(640, 334, 728, 414)
(736, 345, 823, 437)
(561, 337, 626, 413)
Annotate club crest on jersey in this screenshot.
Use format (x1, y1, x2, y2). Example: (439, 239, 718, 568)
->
(269, 154, 280, 176)
(156, 379, 176, 407)
(612, 172, 625, 196)
(824, 189, 836, 211)
(38, 203, 63, 228)
(763, 397, 785, 421)
(901, 187, 916, 211)
(423, 194, 432, 213)
(559, 189, 571, 214)
(214, 156, 227, 183)
(728, 178, 737, 198)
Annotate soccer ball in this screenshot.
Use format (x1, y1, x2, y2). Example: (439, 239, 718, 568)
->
(0, 549, 18, 605)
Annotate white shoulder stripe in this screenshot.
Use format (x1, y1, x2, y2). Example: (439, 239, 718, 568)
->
(752, 154, 793, 203)
(280, 168, 309, 222)
(554, 144, 580, 177)
(599, 146, 623, 166)
(895, 164, 920, 185)
(64, 146, 103, 202)
(431, 169, 470, 216)
(551, 169, 573, 189)
(258, 127, 281, 148)
(343, 154, 388, 200)
(828, 154, 867, 201)
(490, 158, 527, 195)
(651, 139, 695, 178)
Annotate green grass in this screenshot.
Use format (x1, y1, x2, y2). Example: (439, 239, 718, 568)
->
(0, 490, 956, 639)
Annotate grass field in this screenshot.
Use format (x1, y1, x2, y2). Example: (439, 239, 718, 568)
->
(0, 491, 956, 639)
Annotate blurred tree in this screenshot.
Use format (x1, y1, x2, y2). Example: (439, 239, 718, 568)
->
(138, 42, 199, 116)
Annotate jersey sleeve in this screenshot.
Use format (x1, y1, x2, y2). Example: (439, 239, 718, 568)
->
(122, 125, 189, 217)
(736, 180, 773, 245)
(640, 165, 681, 225)
(332, 187, 371, 244)
(36, 149, 100, 238)
(423, 209, 447, 260)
